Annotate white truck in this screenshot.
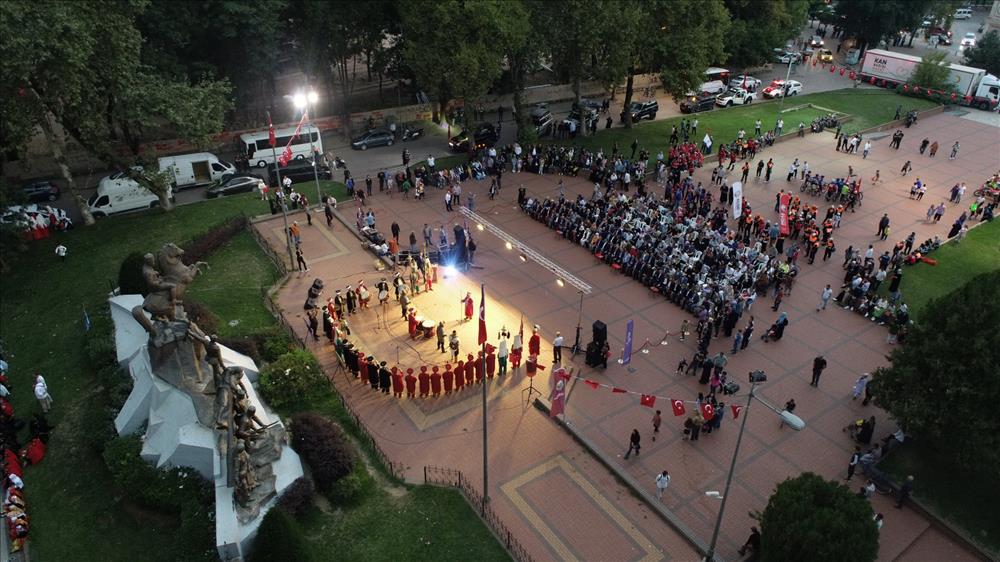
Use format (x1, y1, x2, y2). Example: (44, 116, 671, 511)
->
(859, 49, 1000, 111)
(88, 170, 173, 217)
(157, 152, 234, 189)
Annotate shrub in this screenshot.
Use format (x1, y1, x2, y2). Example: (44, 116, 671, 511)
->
(328, 461, 375, 506)
(276, 476, 316, 519)
(217, 335, 261, 364)
(182, 214, 248, 265)
(118, 252, 148, 295)
(183, 298, 220, 335)
(256, 328, 297, 362)
(258, 349, 326, 408)
(290, 412, 356, 496)
(249, 506, 313, 562)
(84, 312, 117, 370)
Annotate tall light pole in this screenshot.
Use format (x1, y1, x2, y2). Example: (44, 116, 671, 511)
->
(572, 290, 584, 356)
(267, 109, 295, 267)
(774, 59, 795, 133)
(704, 370, 804, 562)
(293, 90, 323, 209)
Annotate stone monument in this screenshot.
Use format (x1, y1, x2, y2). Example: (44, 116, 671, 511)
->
(113, 244, 303, 559)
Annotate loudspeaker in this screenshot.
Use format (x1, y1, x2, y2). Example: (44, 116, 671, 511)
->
(592, 320, 607, 345)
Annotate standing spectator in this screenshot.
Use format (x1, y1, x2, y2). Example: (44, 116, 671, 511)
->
(852, 373, 869, 400)
(390, 221, 400, 242)
(34, 374, 52, 413)
(295, 248, 309, 273)
(449, 330, 460, 362)
(654, 470, 671, 499)
(811, 355, 827, 387)
(624, 429, 641, 459)
(436, 322, 446, 353)
(949, 141, 960, 160)
(55, 244, 67, 261)
(778, 398, 796, 428)
(651, 410, 662, 440)
(552, 332, 563, 364)
(738, 527, 761, 557)
(818, 284, 833, 310)
(846, 446, 861, 480)
(928, 140, 939, 157)
(896, 475, 914, 509)
(900, 160, 912, 176)
(876, 214, 890, 240)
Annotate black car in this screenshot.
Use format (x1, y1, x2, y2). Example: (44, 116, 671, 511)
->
(351, 129, 395, 150)
(449, 123, 498, 152)
(267, 161, 333, 187)
(20, 179, 61, 203)
(205, 175, 265, 198)
(679, 94, 716, 114)
(620, 100, 658, 122)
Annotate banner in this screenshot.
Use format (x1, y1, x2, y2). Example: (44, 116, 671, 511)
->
(778, 192, 791, 236)
(478, 285, 487, 345)
(731, 181, 743, 219)
(549, 368, 570, 418)
(622, 319, 634, 366)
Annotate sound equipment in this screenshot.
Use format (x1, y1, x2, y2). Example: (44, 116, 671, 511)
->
(592, 320, 607, 345)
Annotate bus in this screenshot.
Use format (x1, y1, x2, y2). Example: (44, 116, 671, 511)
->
(239, 124, 322, 168)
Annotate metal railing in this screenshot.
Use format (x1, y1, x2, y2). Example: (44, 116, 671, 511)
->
(246, 215, 289, 276)
(424, 466, 535, 562)
(336, 391, 405, 479)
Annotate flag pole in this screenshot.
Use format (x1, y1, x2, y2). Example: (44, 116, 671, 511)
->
(480, 282, 489, 515)
(267, 110, 295, 266)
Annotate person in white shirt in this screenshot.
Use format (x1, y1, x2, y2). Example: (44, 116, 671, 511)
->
(34, 373, 52, 413)
(427, 155, 435, 172)
(282, 176, 292, 192)
(55, 244, 67, 261)
(655, 470, 671, 499)
(552, 332, 564, 364)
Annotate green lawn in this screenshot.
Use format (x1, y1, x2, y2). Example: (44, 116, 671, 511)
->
(895, 220, 1000, 319)
(880, 440, 1000, 556)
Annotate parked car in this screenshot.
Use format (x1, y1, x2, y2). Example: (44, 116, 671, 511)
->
(775, 50, 803, 64)
(953, 8, 972, 19)
(620, 99, 658, 122)
(932, 33, 952, 45)
(927, 26, 951, 38)
(577, 98, 604, 111)
(960, 32, 976, 47)
(818, 49, 834, 62)
(809, 35, 824, 48)
(20, 179, 61, 203)
(449, 123, 498, 152)
(679, 93, 716, 114)
(729, 75, 762, 92)
(205, 175, 265, 198)
(762, 79, 803, 99)
(351, 128, 395, 150)
(528, 108, 555, 136)
(267, 161, 332, 187)
(715, 88, 756, 107)
(565, 105, 598, 129)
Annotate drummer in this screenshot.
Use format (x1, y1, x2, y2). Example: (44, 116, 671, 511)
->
(356, 280, 371, 310)
(407, 307, 418, 338)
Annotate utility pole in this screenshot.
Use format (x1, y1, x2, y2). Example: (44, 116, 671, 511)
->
(480, 282, 489, 515)
(267, 110, 295, 267)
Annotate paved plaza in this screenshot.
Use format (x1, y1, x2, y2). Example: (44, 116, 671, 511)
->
(260, 110, 996, 561)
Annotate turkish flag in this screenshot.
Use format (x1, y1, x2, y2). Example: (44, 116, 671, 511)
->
(671, 399, 686, 417)
(584, 379, 600, 390)
(549, 368, 570, 418)
(731, 404, 743, 420)
(700, 402, 716, 421)
(612, 387, 627, 394)
(279, 146, 293, 167)
(778, 192, 791, 236)
(268, 114, 277, 147)
(478, 285, 487, 346)
(640, 394, 656, 408)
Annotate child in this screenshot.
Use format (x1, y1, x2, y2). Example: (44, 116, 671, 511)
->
(675, 358, 688, 375)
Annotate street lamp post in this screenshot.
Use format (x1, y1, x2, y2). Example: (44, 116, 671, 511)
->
(703, 370, 804, 562)
(572, 290, 584, 356)
(775, 60, 795, 134)
(267, 110, 295, 267)
(294, 90, 324, 209)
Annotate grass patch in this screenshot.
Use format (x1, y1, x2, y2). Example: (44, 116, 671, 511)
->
(413, 154, 470, 172)
(880, 441, 1000, 556)
(895, 220, 1000, 319)
(300, 485, 510, 562)
(188, 230, 280, 337)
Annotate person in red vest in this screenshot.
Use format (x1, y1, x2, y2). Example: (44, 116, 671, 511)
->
(430, 366, 442, 396)
(465, 354, 475, 385)
(461, 292, 474, 321)
(418, 366, 430, 397)
(486, 345, 496, 379)
(474, 352, 484, 383)
(529, 325, 541, 357)
(391, 367, 404, 398)
(404, 368, 417, 398)
(443, 363, 454, 393)
(455, 360, 466, 390)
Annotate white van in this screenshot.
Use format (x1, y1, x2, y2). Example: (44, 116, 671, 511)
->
(88, 171, 172, 217)
(953, 8, 972, 19)
(157, 152, 234, 190)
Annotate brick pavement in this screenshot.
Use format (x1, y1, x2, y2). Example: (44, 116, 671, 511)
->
(261, 110, 993, 561)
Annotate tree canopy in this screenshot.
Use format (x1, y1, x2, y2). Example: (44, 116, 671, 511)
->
(760, 473, 879, 562)
(724, 0, 809, 69)
(911, 51, 957, 92)
(963, 30, 1000, 77)
(837, 0, 934, 52)
(871, 269, 1000, 476)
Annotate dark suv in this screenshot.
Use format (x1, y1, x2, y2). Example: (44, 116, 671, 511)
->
(267, 161, 332, 187)
(449, 123, 498, 152)
(679, 94, 716, 114)
(20, 179, 61, 202)
(620, 100, 658, 123)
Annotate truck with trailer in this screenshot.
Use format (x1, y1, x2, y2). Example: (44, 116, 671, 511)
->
(859, 48, 999, 111)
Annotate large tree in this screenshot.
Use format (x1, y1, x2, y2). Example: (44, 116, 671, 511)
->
(963, 30, 1000, 77)
(725, 0, 809, 69)
(837, 0, 934, 53)
(760, 473, 879, 562)
(870, 269, 1000, 476)
(910, 51, 955, 92)
(0, 0, 231, 224)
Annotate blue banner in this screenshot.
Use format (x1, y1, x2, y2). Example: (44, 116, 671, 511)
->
(622, 319, 634, 365)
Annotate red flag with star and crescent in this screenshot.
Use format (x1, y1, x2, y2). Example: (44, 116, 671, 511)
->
(268, 113, 277, 147)
(478, 285, 487, 346)
(731, 404, 743, 420)
(671, 399, 686, 416)
(700, 402, 716, 421)
(640, 394, 656, 408)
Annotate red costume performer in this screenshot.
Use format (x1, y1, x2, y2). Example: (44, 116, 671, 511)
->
(356, 281, 370, 310)
(391, 367, 404, 398)
(404, 368, 417, 398)
(462, 292, 474, 321)
(486, 346, 496, 379)
(408, 309, 418, 338)
(357, 355, 368, 385)
(430, 366, 442, 396)
(465, 354, 475, 385)
(418, 366, 430, 397)
(443, 363, 454, 393)
(474, 352, 484, 383)
(528, 328, 541, 357)
(454, 361, 465, 390)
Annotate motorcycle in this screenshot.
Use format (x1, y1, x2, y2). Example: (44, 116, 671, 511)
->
(401, 125, 424, 141)
(904, 110, 917, 128)
(332, 156, 347, 169)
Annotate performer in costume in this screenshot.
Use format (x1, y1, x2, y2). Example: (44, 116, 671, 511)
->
(430, 366, 442, 396)
(405, 368, 417, 398)
(454, 360, 466, 390)
(378, 361, 391, 394)
(443, 363, 454, 394)
(391, 366, 404, 398)
(418, 366, 430, 397)
(461, 292, 474, 321)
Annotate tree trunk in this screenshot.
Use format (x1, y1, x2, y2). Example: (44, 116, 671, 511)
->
(38, 112, 96, 226)
(573, 74, 586, 137)
(337, 58, 353, 139)
(622, 69, 635, 129)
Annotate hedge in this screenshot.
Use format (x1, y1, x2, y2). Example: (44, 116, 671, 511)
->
(290, 412, 356, 497)
(249, 506, 313, 562)
(258, 349, 325, 408)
